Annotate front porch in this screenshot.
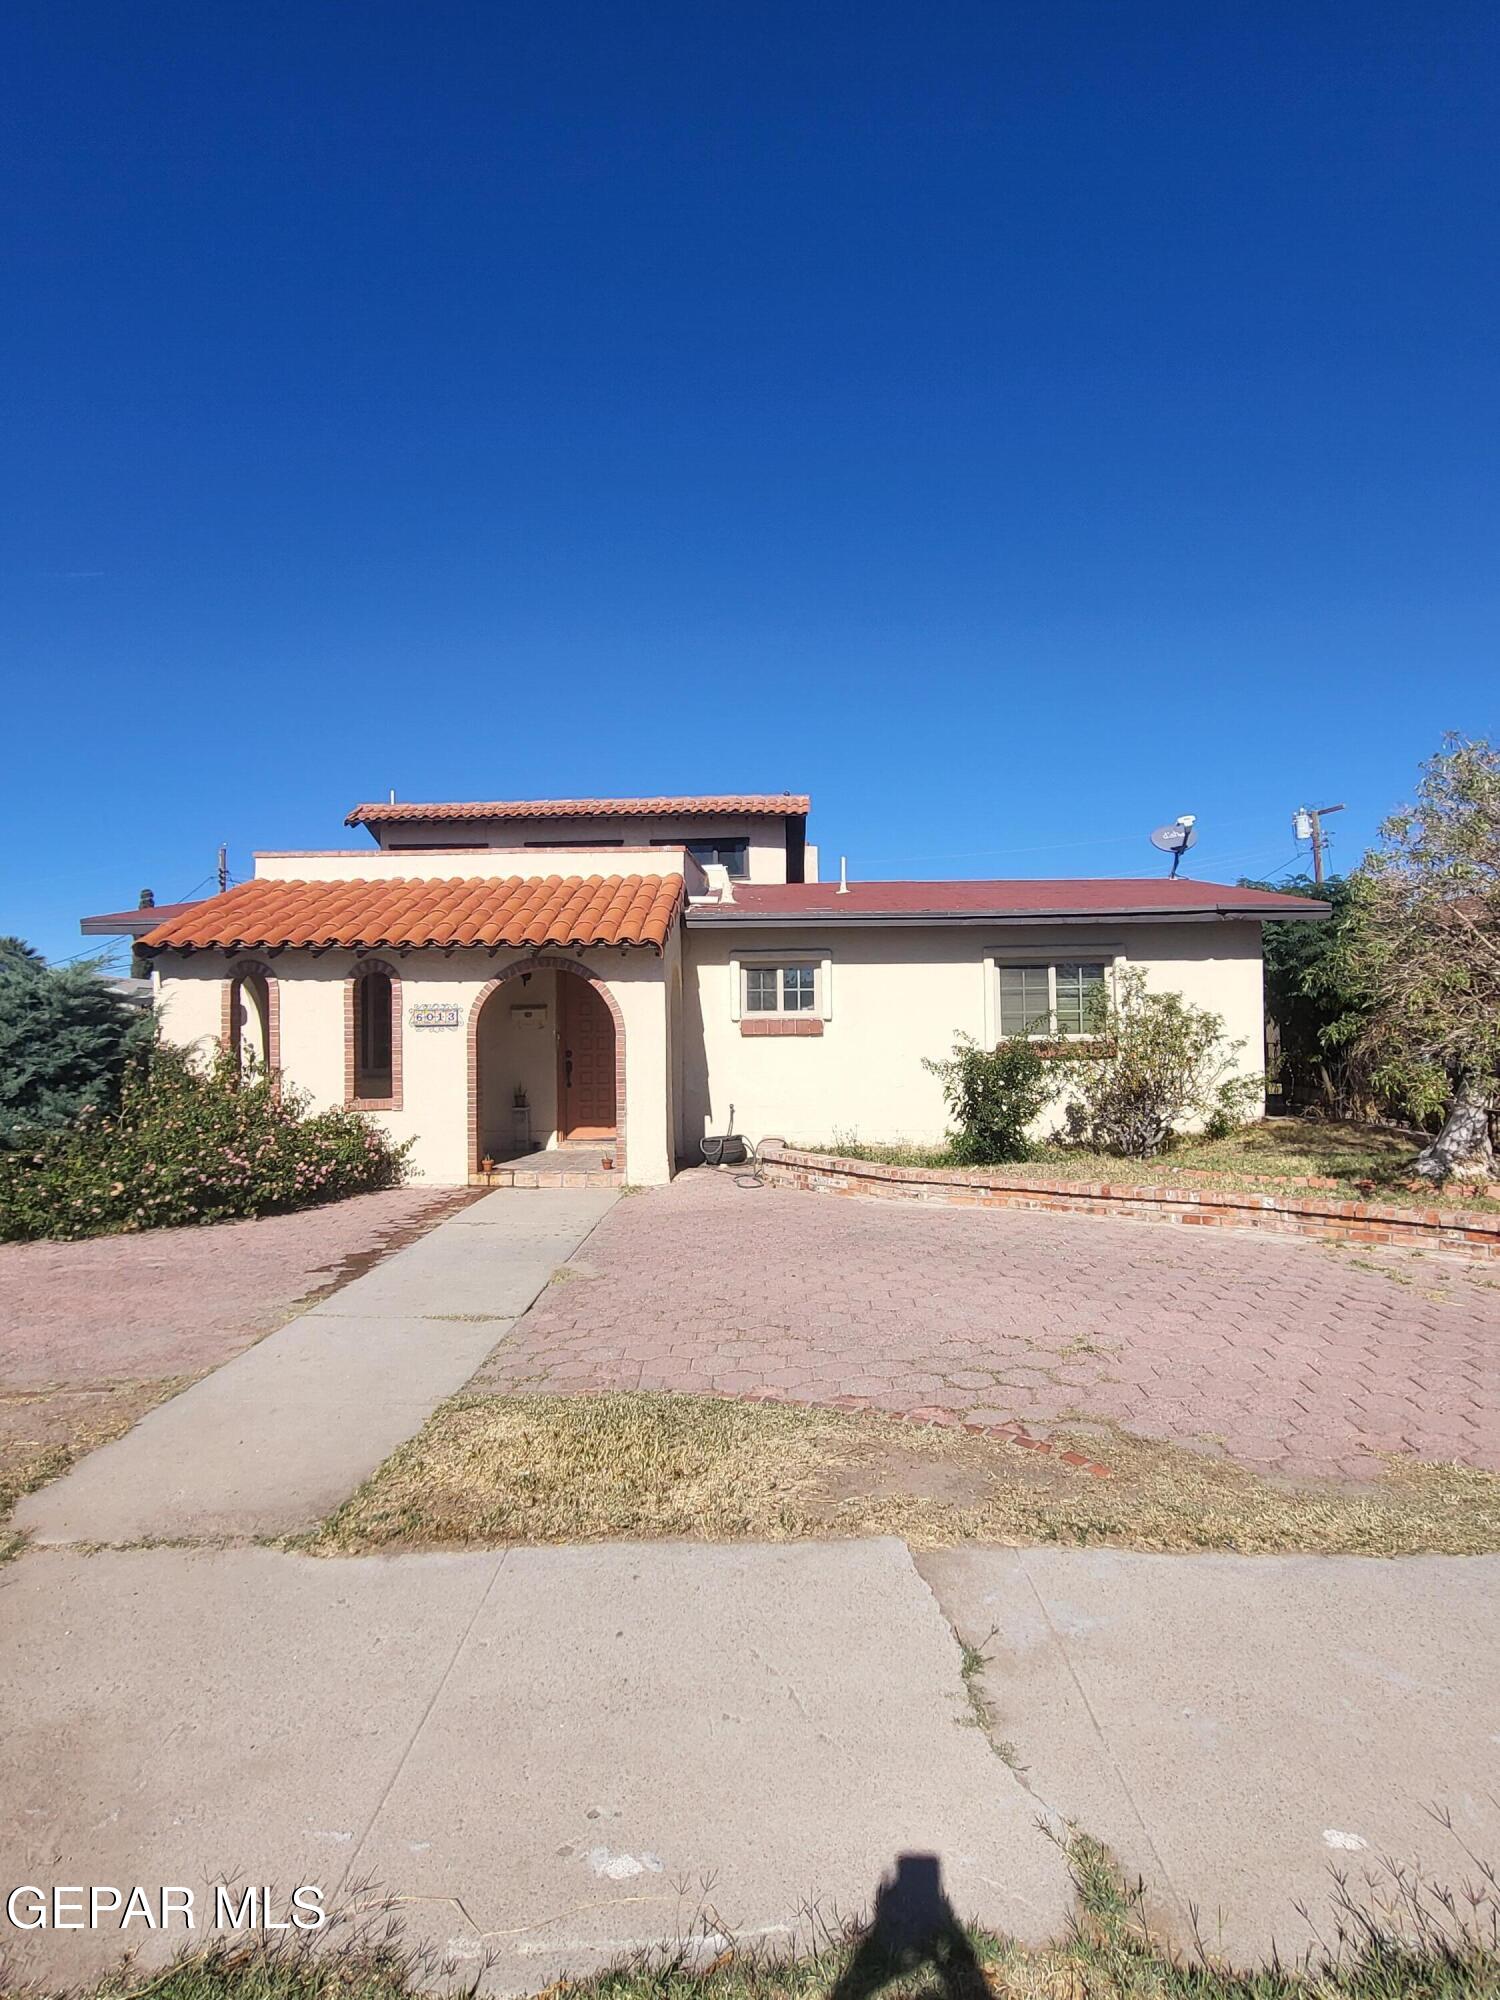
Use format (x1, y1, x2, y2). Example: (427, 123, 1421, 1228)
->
(469, 1142, 623, 1190)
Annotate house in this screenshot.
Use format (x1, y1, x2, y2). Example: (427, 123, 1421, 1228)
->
(83, 792, 1329, 1186)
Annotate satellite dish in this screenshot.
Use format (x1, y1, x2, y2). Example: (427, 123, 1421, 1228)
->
(1149, 815, 1198, 878)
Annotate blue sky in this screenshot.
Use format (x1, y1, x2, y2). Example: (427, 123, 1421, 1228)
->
(3, 1, 1495, 962)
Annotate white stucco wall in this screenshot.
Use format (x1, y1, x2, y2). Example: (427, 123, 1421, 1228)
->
(362, 815, 797, 883)
(252, 846, 701, 887)
(679, 920, 1267, 1154)
(153, 945, 676, 1186)
(154, 916, 1266, 1185)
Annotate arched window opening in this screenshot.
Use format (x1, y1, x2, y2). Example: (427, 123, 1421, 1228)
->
(230, 970, 270, 1075)
(355, 971, 394, 1101)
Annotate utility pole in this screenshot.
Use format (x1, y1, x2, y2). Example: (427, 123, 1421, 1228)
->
(1293, 803, 1345, 884)
(217, 845, 229, 894)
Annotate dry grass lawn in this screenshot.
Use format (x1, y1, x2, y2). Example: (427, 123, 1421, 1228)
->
(0, 1376, 192, 1557)
(803, 1117, 1500, 1211)
(305, 1391, 1500, 1558)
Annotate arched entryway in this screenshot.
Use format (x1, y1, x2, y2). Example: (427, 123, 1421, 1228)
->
(468, 957, 626, 1177)
(222, 960, 279, 1076)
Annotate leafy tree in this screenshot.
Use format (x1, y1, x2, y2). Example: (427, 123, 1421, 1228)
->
(1241, 875, 1370, 1116)
(0, 936, 46, 977)
(923, 1032, 1063, 1164)
(1327, 735, 1500, 1183)
(1057, 967, 1262, 1158)
(0, 944, 153, 1148)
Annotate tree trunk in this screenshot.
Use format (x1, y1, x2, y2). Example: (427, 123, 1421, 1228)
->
(1412, 1076, 1498, 1184)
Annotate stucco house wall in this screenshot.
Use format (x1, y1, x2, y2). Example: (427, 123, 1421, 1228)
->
(126, 791, 1328, 1191)
(251, 845, 700, 887)
(679, 919, 1265, 1154)
(363, 815, 798, 882)
(153, 944, 676, 1186)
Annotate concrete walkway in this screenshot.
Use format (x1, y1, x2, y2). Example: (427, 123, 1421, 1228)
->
(13, 1189, 617, 1545)
(2, 1540, 1495, 1992)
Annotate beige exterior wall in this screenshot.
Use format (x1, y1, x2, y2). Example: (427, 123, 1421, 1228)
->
(364, 814, 796, 883)
(678, 920, 1267, 1155)
(253, 845, 702, 887)
(153, 945, 676, 1186)
(154, 909, 1266, 1185)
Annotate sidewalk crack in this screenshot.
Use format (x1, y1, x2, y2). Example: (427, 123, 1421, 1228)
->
(1014, 1550, 1191, 1931)
(334, 1550, 512, 1897)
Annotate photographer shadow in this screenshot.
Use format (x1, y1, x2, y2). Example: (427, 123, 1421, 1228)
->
(831, 1854, 989, 2000)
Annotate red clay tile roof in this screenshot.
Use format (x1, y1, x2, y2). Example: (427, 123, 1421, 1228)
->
(689, 879, 1331, 923)
(345, 794, 810, 826)
(137, 875, 685, 953)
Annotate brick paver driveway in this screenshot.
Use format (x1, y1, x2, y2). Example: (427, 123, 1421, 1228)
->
(478, 1172, 1500, 1484)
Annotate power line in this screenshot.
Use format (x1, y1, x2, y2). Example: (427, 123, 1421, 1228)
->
(852, 816, 1279, 870)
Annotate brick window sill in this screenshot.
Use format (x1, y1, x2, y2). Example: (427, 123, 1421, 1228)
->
(740, 1017, 823, 1037)
(350, 1095, 402, 1111)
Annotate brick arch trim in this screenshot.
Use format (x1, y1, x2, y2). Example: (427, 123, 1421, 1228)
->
(345, 956, 404, 1110)
(467, 954, 627, 1177)
(220, 958, 281, 1074)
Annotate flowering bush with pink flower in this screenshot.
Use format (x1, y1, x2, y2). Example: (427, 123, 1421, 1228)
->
(0, 1041, 410, 1241)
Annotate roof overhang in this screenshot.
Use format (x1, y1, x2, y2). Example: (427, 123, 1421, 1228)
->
(138, 873, 685, 956)
(688, 902, 1331, 929)
(80, 901, 206, 938)
(346, 794, 810, 828)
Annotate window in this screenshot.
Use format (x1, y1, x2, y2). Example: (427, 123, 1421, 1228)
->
(997, 961, 1107, 1037)
(1054, 961, 1107, 1035)
(997, 964, 1051, 1037)
(654, 836, 749, 879)
(744, 962, 817, 1013)
(227, 968, 273, 1075)
(355, 970, 394, 1098)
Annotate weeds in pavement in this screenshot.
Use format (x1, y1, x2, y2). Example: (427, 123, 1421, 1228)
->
(16, 1834, 1498, 2000)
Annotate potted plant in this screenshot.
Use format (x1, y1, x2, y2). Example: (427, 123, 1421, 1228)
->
(511, 1084, 531, 1152)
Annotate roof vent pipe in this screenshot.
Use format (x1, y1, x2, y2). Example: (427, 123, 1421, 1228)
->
(388, 787, 397, 804)
(837, 855, 849, 895)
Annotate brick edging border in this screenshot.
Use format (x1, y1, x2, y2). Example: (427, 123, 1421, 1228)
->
(756, 1142, 1500, 1261)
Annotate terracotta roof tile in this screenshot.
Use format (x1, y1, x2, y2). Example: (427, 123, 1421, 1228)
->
(345, 793, 809, 826)
(137, 875, 684, 954)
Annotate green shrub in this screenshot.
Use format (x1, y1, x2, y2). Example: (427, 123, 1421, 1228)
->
(923, 1032, 1062, 1164)
(1058, 966, 1262, 1158)
(0, 941, 154, 1148)
(0, 1041, 410, 1242)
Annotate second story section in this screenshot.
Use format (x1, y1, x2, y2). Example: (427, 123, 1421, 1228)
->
(344, 793, 814, 884)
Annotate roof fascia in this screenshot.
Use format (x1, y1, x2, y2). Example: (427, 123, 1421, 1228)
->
(686, 905, 1330, 928)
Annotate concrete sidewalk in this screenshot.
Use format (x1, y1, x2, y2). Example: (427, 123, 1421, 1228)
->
(13, 1188, 616, 1544)
(2, 1539, 1495, 1993)
(921, 1546, 1500, 1964)
(0, 1540, 1069, 1993)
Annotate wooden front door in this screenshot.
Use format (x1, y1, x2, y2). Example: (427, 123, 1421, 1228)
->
(559, 977, 617, 1139)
